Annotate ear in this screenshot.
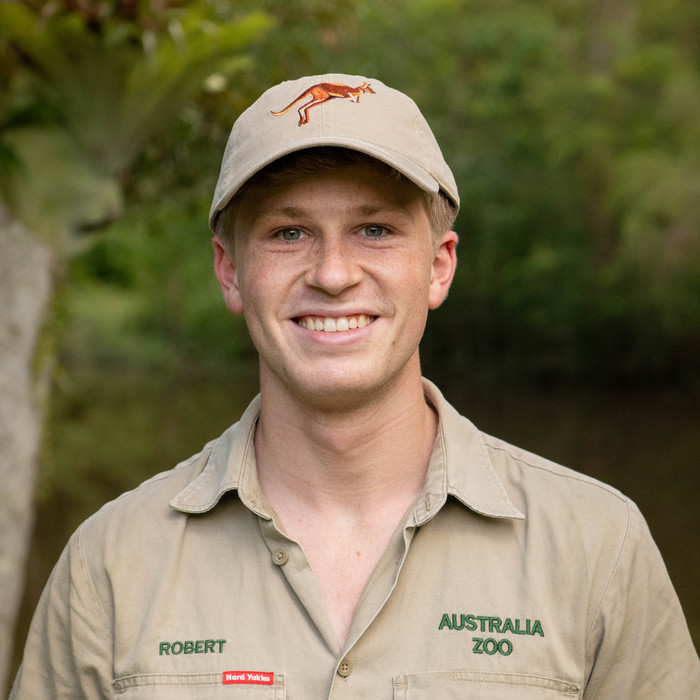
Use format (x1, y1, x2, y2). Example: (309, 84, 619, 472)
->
(212, 236, 244, 314)
(428, 230, 458, 309)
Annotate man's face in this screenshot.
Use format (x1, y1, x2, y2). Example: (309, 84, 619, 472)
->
(213, 163, 457, 410)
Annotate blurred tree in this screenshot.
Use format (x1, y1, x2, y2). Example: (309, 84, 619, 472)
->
(0, 0, 269, 688)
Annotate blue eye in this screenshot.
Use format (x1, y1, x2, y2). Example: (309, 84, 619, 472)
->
(363, 225, 385, 238)
(278, 228, 304, 241)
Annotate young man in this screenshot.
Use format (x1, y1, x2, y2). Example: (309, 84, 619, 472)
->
(12, 74, 699, 697)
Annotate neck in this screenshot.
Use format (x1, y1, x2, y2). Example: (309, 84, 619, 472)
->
(254, 367, 437, 517)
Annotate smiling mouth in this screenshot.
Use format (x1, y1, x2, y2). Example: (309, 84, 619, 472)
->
(296, 314, 376, 332)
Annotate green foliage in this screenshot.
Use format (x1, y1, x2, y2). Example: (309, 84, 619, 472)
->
(0, 125, 122, 245)
(65, 196, 255, 371)
(0, 0, 270, 244)
(24, 7, 266, 173)
(237, 0, 362, 82)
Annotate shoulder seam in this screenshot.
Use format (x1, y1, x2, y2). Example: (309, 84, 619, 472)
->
(484, 437, 627, 505)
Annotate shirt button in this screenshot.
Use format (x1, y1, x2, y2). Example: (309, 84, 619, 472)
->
(337, 659, 353, 677)
(272, 549, 289, 566)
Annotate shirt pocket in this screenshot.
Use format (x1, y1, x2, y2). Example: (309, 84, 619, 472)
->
(393, 670, 580, 699)
(112, 672, 286, 699)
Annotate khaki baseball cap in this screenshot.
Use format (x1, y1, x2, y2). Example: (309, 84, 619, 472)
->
(209, 73, 459, 230)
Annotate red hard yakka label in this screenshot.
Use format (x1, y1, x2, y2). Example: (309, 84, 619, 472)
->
(222, 671, 274, 685)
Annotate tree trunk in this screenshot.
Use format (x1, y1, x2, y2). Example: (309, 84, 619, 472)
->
(0, 203, 54, 694)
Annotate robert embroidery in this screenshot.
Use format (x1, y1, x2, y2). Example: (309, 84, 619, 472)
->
(159, 639, 226, 655)
(271, 82, 375, 126)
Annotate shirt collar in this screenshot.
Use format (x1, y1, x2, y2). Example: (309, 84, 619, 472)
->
(170, 395, 271, 518)
(414, 378, 524, 524)
(170, 379, 524, 522)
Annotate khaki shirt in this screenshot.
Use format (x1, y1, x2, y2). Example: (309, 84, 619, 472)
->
(12, 380, 699, 698)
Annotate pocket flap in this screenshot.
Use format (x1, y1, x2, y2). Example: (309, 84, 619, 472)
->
(393, 670, 579, 699)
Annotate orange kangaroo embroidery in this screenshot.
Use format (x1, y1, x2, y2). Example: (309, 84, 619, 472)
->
(271, 82, 376, 126)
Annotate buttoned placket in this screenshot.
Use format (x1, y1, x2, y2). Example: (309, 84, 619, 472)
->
(257, 489, 446, 698)
(324, 522, 419, 698)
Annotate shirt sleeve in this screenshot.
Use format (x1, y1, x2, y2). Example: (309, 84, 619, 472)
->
(583, 499, 700, 698)
(10, 523, 113, 699)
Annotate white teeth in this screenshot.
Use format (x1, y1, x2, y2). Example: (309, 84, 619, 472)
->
(299, 315, 373, 332)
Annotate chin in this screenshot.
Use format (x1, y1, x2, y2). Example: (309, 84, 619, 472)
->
(302, 377, 375, 407)
(284, 364, 410, 413)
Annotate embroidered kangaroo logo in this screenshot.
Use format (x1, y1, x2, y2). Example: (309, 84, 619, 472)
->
(271, 82, 376, 126)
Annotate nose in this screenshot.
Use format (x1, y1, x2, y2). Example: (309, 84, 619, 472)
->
(305, 238, 362, 295)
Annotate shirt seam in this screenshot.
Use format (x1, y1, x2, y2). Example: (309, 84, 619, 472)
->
(77, 521, 113, 637)
(582, 498, 633, 698)
(485, 440, 628, 505)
